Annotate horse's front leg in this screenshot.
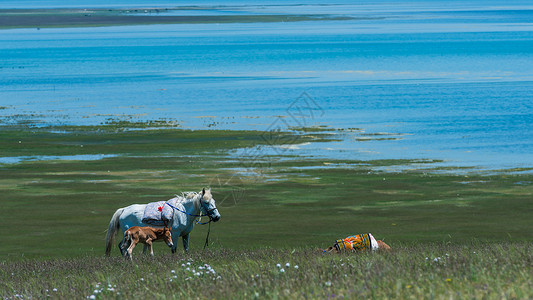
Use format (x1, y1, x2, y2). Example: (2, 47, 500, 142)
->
(171, 234, 180, 253)
(182, 234, 190, 253)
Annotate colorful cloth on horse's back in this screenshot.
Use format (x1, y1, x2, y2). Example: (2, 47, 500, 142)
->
(142, 200, 174, 226)
(335, 233, 379, 252)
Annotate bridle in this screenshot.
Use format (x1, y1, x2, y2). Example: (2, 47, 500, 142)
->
(164, 196, 217, 222)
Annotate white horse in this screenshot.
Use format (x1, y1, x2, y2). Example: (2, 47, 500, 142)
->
(105, 188, 221, 256)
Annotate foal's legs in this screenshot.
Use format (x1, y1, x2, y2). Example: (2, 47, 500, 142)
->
(145, 240, 154, 256)
(126, 241, 137, 260)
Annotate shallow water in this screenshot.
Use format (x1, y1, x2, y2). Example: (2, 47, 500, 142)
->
(0, 0, 532, 170)
(0, 154, 118, 164)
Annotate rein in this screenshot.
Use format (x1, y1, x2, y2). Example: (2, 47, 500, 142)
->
(164, 201, 205, 218)
(165, 201, 216, 223)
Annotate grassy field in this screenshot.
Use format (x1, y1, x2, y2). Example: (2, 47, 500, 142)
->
(1, 123, 532, 298)
(1, 243, 532, 299)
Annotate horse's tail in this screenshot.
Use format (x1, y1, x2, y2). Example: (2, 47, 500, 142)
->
(105, 208, 124, 256)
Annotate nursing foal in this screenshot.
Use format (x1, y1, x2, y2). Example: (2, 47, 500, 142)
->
(120, 226, 173, 259)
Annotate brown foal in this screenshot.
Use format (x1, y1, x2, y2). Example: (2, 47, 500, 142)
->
(120, 226, 173, 259)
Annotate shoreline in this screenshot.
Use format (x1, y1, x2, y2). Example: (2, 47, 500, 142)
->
(0, 8, 355, 29)
(1, 121, 530, 175)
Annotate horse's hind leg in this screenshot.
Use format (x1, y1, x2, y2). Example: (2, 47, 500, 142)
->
(119, 232, 130, 256)
(119, 237, 131, 256)
(143, 244, 148, 255)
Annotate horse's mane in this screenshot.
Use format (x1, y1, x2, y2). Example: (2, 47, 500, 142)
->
(173, 190, 213, 210)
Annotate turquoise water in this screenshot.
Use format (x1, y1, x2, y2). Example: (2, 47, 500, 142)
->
(1, 1, 532, 170)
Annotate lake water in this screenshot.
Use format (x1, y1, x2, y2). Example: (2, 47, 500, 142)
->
(1, 0, 532, 171)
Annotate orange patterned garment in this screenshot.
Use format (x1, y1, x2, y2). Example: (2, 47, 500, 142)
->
(334, 233, 378, 252)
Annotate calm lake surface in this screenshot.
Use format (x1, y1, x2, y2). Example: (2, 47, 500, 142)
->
(1, 0, 532, 170)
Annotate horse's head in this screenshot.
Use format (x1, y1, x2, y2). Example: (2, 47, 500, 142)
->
(163, 227, 173, 248)
(199, 188, 221, 222)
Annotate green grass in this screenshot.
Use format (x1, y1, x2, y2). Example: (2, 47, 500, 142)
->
(1, 243, 532, 299)
(0, 124, 532, 260)
(0, 123, 532, 297)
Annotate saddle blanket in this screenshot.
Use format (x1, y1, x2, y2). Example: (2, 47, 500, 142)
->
(334, 233, 379, 252)
(142, 200, 174, 226)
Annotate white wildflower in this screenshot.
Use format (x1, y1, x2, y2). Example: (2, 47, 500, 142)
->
(280, 268, 285, 273)
(294, 265, 299, 269)
(276, 263, 281, 268)
(285, 262, 290, 267)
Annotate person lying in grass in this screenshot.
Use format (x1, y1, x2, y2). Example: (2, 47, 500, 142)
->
(323, 233, 391, 253)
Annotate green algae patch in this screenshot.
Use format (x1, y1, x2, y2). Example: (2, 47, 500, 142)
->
(0, 123, 331, 158)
